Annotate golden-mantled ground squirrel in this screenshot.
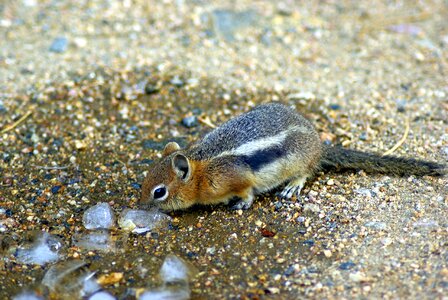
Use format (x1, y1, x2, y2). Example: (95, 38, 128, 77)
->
(141, 103, 446, 211)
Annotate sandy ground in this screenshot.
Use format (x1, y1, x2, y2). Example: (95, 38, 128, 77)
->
(1, 0, 447, 299)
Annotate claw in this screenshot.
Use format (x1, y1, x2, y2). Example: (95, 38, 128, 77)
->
(230, 191, 254, 210)
(280, 176, 307, 199)
(231, 200, 252, 210)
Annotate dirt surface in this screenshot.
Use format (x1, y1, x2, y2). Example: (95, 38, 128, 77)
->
(1, 1, 448, 299)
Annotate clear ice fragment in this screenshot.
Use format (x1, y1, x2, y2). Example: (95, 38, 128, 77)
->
(15, 232, 62, 265)
(42, 260, 101, 298)
(73, 230, 115, 252)
(139, 254, 196, 300)
(160, 255, 190, 283)
(83, 202, 115, 230)
(12, 291, 43, 300)
(139, 288, 190, 300)
(118, 209, 171, 233)
(88, 290, 116, 300)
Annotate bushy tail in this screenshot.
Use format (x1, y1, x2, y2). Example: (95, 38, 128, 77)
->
(320, 145, 446, 177)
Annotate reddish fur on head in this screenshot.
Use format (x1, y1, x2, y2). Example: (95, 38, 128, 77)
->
(140, 142, 256, 211)
(140, 142, 198, 211)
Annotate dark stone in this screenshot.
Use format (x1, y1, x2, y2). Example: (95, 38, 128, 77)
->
(339, 261, 356, 270)
(186, 251, 198, 258)
(44, 174, 53, 180)
(181, 116, 199, 128)
(131, 183, 141, 189)
(274, 201, 283, 210)
(2, 153, 11, 163)
(284, 265, 296, 276)
(170, 76, 184, 87)
(141, 140, 165, 150)
(52, 138, 63, 147)
(396, 99, 407, 113)
(144, 83, 160, 94)
(329, 103, 341, 110)
(303, 239, 315, 246)
(191, 108, 202, 115)
(68, 178, 80, 185)
(51, 185, 62, 194)
(140, 159, 153, 165)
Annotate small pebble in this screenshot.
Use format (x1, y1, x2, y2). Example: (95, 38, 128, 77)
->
(171, 76, 184, 87)
(329, 104, 341, 110)
(144, 84, 160, 94)
(51, 185, 61, 194)
(49, 37, 69, 53)
(181, 116, 199, 128)
(364, 221, 387, 231)
(339, 261, 356, 270)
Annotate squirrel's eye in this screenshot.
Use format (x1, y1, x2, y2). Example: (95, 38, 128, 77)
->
(152, 184, 168, 201)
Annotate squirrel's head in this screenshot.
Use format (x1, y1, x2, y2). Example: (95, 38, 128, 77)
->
(140, 142, 197, 211)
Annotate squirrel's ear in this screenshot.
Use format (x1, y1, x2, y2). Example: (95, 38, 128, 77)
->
(172, 154, 191, 181)
(163, 142, 181, 157)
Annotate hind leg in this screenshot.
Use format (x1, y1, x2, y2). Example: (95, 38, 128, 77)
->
(280, 175, 307, 199)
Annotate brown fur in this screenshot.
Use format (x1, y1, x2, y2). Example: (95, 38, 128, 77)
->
(140, 103, 446, 211)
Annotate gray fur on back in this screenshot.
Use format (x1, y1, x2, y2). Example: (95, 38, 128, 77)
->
(187, 103, 313, 160)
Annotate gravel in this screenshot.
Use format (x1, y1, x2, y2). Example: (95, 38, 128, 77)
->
(1, 1, 447, 299)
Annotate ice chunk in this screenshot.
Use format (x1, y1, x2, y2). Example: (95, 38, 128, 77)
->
(42, 260, 101, 298)
(160, 255, 190, 283)
(88, 291, 116, 300)
(139, 288, 190, 300)
(15, 232, 62, 265)
(118, 209, 171, 234)
(83, 203, 115, 230)
(12, 291, 43, 300)
(73, 230, 115, 252)
(139, 255, 196, 300)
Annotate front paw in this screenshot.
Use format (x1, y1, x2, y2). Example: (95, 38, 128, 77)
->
(230, 200, 252, 210)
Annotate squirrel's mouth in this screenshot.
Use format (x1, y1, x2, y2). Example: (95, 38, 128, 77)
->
(137, 200, 157, 210)
(157, 197, 191, 212)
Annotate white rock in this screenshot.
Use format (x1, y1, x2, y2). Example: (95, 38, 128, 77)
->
(303, 203, 320, 213)
(355, 188, 374, 198)
(287, 91, 316, 100)
(413, 219, 439, 229)
(364, 221, 387, 231)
